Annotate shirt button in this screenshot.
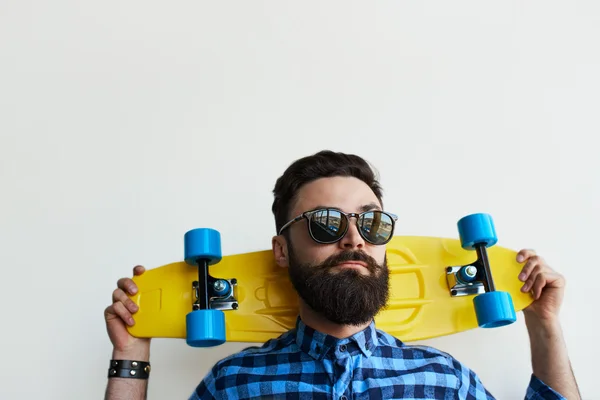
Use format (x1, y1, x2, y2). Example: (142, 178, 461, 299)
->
(339, 345, 347, 352)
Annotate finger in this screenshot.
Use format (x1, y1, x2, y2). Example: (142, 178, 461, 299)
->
(530, 272, 549, 300)
(518, 255, 543, 281)
(521, 264, 542, 293)
(133, 265, 145, 276)
(117, 277, 138, 295)
(104, 305, 116, 319)
(534, 271, 565, 290)
(112, 301, 135, 326)
(112, 288, 139, 313)
(517, 249, 536, 263)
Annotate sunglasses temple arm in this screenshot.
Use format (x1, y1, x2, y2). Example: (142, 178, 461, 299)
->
(278, 214, 307, 235)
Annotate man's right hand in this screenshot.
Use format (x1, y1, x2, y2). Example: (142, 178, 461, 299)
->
(104, 265, 150, 359)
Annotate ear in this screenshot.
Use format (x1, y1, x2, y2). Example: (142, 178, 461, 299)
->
(272, 235, 289, 268)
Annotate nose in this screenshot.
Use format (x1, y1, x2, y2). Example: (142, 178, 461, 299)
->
(338, 217, 365, 250)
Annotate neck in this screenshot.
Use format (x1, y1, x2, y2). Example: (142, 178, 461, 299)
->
(298, 299, 372, 339)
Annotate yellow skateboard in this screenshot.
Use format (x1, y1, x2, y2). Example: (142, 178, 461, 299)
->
(127, 213, 534, 347)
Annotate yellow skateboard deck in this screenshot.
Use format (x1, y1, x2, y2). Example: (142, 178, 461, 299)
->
(127, 235, 533, 344)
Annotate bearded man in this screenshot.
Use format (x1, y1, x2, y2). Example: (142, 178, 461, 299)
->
(104, 151, 579, 400)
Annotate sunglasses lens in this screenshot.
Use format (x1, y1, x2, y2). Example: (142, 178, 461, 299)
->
(309, 209, 347, 243)
(359, 211, 394, 244)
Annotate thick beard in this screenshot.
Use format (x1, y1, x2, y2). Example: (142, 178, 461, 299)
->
(287, 243, 390, 326)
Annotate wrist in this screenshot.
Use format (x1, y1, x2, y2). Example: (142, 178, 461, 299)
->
(524, 311, 561, 331)
(112, 343, 150, 362)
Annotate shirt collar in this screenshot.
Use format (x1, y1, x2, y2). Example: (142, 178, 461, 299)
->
(294, 316, 378, 360)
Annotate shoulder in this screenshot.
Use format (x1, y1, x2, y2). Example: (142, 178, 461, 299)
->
(190, 330, 299, 399)
(374, 329, 492, 393)
(215, 328, 299, 367)
(375, 328, 463, 365)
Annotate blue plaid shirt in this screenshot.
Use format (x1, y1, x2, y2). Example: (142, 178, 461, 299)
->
(190, 317, 564, 399)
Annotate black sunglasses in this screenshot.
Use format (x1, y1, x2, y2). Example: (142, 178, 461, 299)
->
(278, 207, 398, 245)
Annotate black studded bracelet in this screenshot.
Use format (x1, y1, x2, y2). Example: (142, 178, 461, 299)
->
(108, 360, 151, 379)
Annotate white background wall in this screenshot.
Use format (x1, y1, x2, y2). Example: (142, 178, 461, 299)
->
(1, 1, 598, 399)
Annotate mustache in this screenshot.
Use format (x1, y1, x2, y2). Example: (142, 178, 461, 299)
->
(318, 250, 379, 272)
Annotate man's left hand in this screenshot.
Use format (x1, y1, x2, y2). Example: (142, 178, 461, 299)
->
(517, 249, 566, 322)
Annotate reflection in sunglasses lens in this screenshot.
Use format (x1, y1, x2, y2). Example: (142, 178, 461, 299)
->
(310, 209, 346, 242)
(309, 209, 393, 244)
(359, 211, 393, 244)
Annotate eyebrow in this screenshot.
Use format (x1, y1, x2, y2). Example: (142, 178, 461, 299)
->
(309, 203, 382, 213)
(359, 202, 382, 212)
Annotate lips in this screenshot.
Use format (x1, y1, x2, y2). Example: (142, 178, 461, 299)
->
(337, 261, 368, 269)
(322, 250, 375, 272)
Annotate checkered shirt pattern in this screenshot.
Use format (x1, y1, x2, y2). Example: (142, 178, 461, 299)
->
(189, 317, 564, 399)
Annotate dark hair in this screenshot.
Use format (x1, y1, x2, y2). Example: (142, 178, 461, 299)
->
(271, 150, 384, 234)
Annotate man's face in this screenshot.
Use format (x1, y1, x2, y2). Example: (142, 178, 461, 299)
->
(282, 176, 390, 326)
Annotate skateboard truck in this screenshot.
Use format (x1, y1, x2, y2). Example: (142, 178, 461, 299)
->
(446, 243, 495, 297)
(191, 258, 238, 311)
(446, 213, 516, 329)
(183, 228, 234, 347)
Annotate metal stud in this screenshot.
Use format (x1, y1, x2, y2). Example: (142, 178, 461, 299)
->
(213, 280, 227, 292)
(465, 266, 477, 278)
(112, 361, 118, 367)
(110, 369, 116, 375)
(132, 361, 138, 368)
(130, 370, 136, 376)
(144, 365, 151, 373)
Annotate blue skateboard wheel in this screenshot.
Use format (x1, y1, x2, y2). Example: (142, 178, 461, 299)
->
(457, 213, 498, 250)
(186, 309, 226, 347)
(473, 291, 516, 328)
(184, 228, 222, 266)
